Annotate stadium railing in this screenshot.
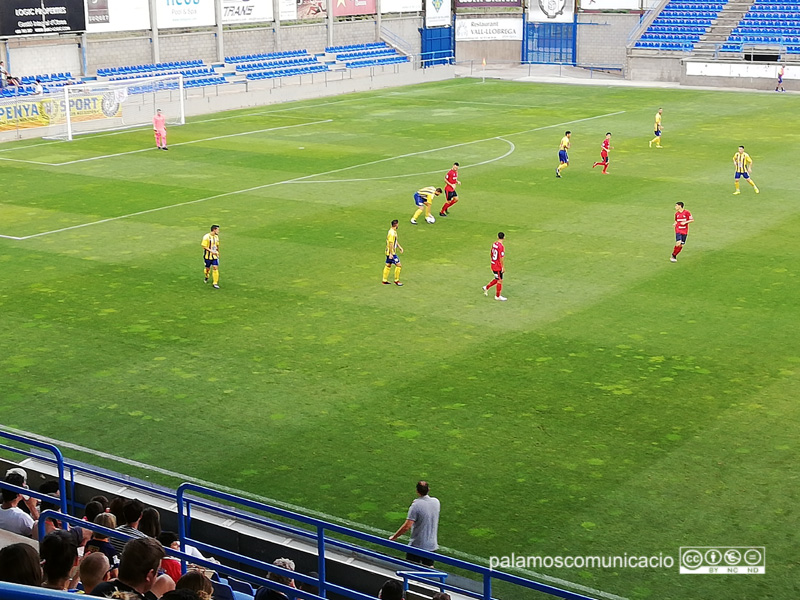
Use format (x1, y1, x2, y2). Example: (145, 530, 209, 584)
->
(0, 429, 599, 600)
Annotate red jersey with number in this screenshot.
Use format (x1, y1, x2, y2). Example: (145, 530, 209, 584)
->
(445, 169, 458, 193)
(601, 138, 610, 156)
(675, 209, 692, 234)
(490, 241, 505, 271)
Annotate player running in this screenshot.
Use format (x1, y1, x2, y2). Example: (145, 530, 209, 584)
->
(670, 203, 693, 263)
(482, 232, 507, 301)
(776, 65, 785, 92)
(439, 162, 461, 217)
(649, 108, 663, 148)
(201, 224, 221, 288)
(410, 186, 442, 224)
(382, 219, 404, 286)
(556, 131, 571, 178)
(153, 108, 168, 150)
(732, 146, 759, 195)
(592, 132, 614, 174)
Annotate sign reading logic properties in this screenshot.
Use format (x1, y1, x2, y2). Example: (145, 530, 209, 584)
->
(0, 0, 86, 36)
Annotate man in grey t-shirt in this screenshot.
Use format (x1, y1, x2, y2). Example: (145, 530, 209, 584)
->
(389, 481, 440, 566)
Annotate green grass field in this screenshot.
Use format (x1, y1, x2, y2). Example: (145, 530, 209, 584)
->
(1, 79, 798, 600)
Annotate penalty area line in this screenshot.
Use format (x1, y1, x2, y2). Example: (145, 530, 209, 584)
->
(0, 424, 628, 600)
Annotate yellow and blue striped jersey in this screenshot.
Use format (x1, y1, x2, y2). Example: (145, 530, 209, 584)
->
(654, 112, 662, 131)
(386, 228, 398, 256)
(416, 186, 438, 202)
(202, 233, 219, 260)
(733, 151, 752, 173)
(559, 136, 570, 150)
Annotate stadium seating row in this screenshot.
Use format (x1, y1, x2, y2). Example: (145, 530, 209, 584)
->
(245, 65, 329, 79)
(184, 77, 229, 88)
(636, 0, 727, 51)
(20, 72, 72, 84)
(634, 41, 694, 49)
(0, 86, 47, 97)
(326, 42, 389, 53)
(335, 48, 398, 60)
(109, 68, 215, 82)
(225, 50, 308, 63)
(98, 60, 203, 76)
(235, 57, 319, 72)
(345, 56, 410, 68)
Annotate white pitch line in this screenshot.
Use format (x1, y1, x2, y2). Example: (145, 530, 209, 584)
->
(2, 111, 624, 241)
(0, 423, 628, 600)
(0, 119, 333, 167)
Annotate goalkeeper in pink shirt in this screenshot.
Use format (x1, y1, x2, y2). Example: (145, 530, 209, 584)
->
(153, 108, 168, 150)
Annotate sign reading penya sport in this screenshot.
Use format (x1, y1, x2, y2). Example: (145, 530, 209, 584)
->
(0, 0, 86, 36)
(527, 0, 575, 22)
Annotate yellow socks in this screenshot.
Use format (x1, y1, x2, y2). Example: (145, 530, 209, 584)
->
(212, 269, 219, 285)
(412, 208, 423, 221)
(382, 265, 391, 281)
(394, 266, 401, 282)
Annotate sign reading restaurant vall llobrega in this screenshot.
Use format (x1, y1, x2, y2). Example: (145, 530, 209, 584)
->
(0, 0, 86, 36)
(455, 0, 522, 7)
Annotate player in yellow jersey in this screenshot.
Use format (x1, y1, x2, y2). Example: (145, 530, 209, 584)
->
(649, 108, 663, 148)
(410, 186, 442, 224)
(201, 224, 221, 289)
(556, 131, 571, 178)
(732, 146, 759, 195)
(382, 220, 404, 286)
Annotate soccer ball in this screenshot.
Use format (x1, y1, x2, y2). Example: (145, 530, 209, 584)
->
(426, 215, 436, 224)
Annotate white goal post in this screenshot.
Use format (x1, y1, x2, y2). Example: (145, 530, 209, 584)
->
(42, 73, 185, 141)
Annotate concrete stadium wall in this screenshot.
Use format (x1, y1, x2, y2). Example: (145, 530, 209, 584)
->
(457, 40, 520, 65)
(87, 35, 154, 72)
(626, 54, 683, 81)
(4, 38, 83, 78)
(381, 16, 423, 54)
(577, 13, 640, 67)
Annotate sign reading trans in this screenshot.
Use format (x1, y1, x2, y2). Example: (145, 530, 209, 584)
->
(680, 547, 765, 575)
(222, 0, 274, 24)
(527, 0, 574, 22)
(0, 0, 86, 36)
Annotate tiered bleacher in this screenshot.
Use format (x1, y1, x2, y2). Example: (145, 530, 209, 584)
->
(327, 42, 409, 68)
(94, 60, 229, 90)
(225, 49, 309, 63)
(225, 49, 330, 80)
(635, 0, 728, 50)
(0, 72, 74, 97)
(97, 60, 204, 76)
(723, 0, 800, 53)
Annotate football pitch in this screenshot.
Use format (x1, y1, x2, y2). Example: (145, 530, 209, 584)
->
(1, 79, 798, 600)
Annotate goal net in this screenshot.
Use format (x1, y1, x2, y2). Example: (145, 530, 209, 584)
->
(41, 73, 185, 141)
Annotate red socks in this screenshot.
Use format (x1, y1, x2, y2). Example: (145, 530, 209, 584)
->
(496, 282, 503, 297)
(486, 279, 498, 289)
(441, 199, 458, 213)
(673, 245, 683, 257)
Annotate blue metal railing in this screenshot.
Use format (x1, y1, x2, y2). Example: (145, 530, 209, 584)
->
(2, 430, 599, 600)
(177, 483, 598, 600)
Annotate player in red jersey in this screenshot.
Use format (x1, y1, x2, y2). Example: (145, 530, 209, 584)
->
(482, 232, 507, 301)
(439, 162, 460, 217)
(671, 202, 693, 262)
(592, 133, 614, 174)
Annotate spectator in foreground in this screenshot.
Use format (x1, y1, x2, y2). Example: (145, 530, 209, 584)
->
(431, 593, 451, 600)
(378, 579, 404, 600)
(79, 551, 111, 595)
(0, 542, 43, 586)
(40, 529, 80, 591)
(92, 536, 165, 600)
(254, 557, 296, 600)
(108, 497, 126, 525)
(33, 79, 43, 95)
(84, 512, 120, 574)
(175, 571, 213, 600)
(84, 500, 105, 524)
(111, 498, 149, 553)
(295, 571, 319, 595)
(90, 495, 110, 511)
(0, 471, 39, 536)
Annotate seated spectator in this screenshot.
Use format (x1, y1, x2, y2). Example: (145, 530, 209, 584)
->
(85, 512, 120, 575)
(39, 480, 61, 497)
(378, 579, 404, 600)
(111, 498, 149, 553)
(175, 571, 213, 600)
(108, 497, 126, 525)
(431, 593, 451, 600)
(151, 574, 177, 598)
(79, 551, 111, 595)
(33, 79, 43, 95)
(0, 471, 39, 536)
(90, 495, 110, 511)
(159, 530, 219, 565)
(40, 529, 80, 591)
(296, 571, 319, 595)
(254, 557, 296, 600)
(84, 500, 105, 524)
(0, 542, 43, 586)
(92, 536, 165, 600)
(139, 506, 162, 538)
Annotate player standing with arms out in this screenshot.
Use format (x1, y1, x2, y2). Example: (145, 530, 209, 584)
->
(592, 133, 614, 174)
(153, 108, 168, 150)
(776, 65, 785, 92)
(482, 232, 507, 301)
(556, 131, 571, 178)
(732, 146, 760, 195)
(439, 162, 460, 217)
(649, 108, 663, 148)
(411, 186, 442, 224)
(202, 225, 221, 288)
(382, 219, 404, 286)
(670, 203, 693, 263)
